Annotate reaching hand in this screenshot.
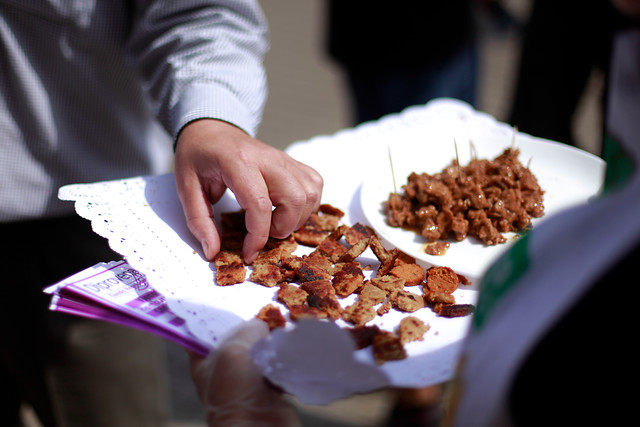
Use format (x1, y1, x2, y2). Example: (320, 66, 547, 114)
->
(174, 119, 323, 263)
(188, 319, 301, 427)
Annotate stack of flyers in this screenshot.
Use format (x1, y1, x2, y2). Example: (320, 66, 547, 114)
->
(44, 260, 211, 356)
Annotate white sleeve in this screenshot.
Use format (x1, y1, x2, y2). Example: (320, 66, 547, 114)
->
(126, 0, 269, 138)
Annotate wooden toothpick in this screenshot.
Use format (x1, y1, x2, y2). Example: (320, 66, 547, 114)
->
(388, 144, 398, 193)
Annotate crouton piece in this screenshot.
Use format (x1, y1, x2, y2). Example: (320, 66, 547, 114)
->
(252, 248, 287, 266)
(359, 282, 387, 305)
(277, 283, 309, 307)
(314, 236, 347, 263)
(341, 301, 376, 326)
(300, 280, 335, 298)
(307, 294, 343, 320)
(372, 330, 407, 364)
(371, 275, 405, 293)
(213, 250, 243, 268)
(389, 263, 425, 287)
(308, 211, 341, 231)
(249, 263, 282, 287)
(377, 300, 392, 316)
(319, 203, 345, 218)
(289, 304, 328, 321)
(397, 316, 430, 345)
(292, 227, 329, 247)
(389, 290, 425, 312)
(345, 324, 380, 349)
(264, 235, 298, 253)
(332, 262, 364, 297)
(425, 266, 460, 294)
(423, 290, 456, 305)
(213, 250, 246, 286)
(295, 255, 333, 282)
(215, 261, 246, 286)
(256, 304, 286, 330)
(434, 303, 475, 318)
(338, 237, 369, 263)
(344, 222, 375, 246)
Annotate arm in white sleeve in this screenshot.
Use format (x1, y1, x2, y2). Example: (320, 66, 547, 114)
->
(126, 0, 269, 139)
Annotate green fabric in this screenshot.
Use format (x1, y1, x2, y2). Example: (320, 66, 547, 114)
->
(472, 233, 530, 331)
(602, 133, 635, 194)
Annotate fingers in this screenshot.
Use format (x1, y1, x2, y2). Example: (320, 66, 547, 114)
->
(225, 166, 273, 263)
(174, 119, 323, 264)
(233, 158, 323, 263)
(174, 171, 223, 261)
(268, 161, 323, 238)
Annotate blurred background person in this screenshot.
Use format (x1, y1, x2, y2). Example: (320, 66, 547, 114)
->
(508, 0, 619, 150)
(324, 0, 480, 125)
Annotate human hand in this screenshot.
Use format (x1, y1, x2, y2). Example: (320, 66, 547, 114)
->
(188, 319, 301, 427)
(174, 119, 323, 263)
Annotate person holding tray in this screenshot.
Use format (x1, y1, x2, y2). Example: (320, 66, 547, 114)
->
(0, 1, 322, 426)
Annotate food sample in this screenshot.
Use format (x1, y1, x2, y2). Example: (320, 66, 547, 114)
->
(214, 205, 474, 364)
(385, 148, 545, 250)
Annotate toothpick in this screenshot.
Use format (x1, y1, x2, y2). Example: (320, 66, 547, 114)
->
(469, 139, 477, 160)
(511, 126, 518, 148)
(454, 139, 462, 183)
(388, 144, 398, 193)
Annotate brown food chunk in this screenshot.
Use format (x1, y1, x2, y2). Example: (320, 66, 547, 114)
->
(300, 280, 336, 298)
(213, 249, 243, 268)
(376, 300, 392, 316)
(359, 282, 387, 305)
(424, 290, 456, 305)
(215, 262, 246, 286)
(277, 283, 309, 307)
(264, 235, 298, 253)
(389, 263, 425, 287)
(256, 304, 286, 330)
(434, 303, 476, 318)
(397, 316, 430, 345)
(372, 330, 407, 364)
(220, 210, 246, 232)
(424, 266, 460, 294)
(252, 248, 287, 266)
(344, 223, 375, 246)
(214, 250, 246, 286)
(292, 227, 329, 247)
(424, 241, 450, 256)
(249, 263, 282, 287)
(345, 325, 381, 349)
(307, 294, 343, 320)
(319, 203, 346, 218)
(289, 304, 328, 321)
(342, 301, 376, 326)
(389, 290, 425, 312)
(394, 251, 417, 266)
(314, 236, 348, 263)
(384, 147, 545, 247)
(371, 275, 405, 293)
(295, 254, 333, 282)
(369, 235, 400, 276)
(332, 262, 365, 297)
(338, 238, 370, 263)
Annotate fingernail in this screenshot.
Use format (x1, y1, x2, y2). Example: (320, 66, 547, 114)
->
(201, 239, 210, 259)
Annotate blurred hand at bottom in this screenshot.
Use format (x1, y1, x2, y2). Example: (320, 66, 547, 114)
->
(188, 319, 301, 427)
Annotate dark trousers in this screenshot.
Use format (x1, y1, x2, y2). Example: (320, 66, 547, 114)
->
(0, 215, 169, 427)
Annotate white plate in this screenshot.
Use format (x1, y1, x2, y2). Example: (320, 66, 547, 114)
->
(360, 129, 606, 280)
